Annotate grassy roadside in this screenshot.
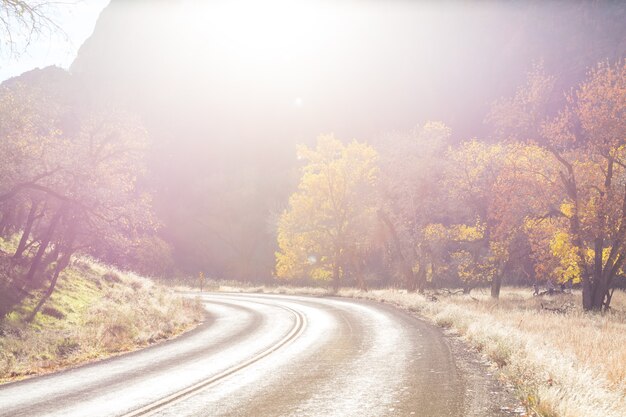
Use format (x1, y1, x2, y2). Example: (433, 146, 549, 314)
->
(214, 283, 626, 417)
(0, 256, 204, 384)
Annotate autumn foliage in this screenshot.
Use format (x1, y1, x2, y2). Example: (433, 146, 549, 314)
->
(1, 60, 624, 314)
(275, 135, 379, 290)
(276, 61, 626, 310)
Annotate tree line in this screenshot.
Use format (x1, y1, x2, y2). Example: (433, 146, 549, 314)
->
(1, 61, 623, 316)
(275, 61, 626, 311)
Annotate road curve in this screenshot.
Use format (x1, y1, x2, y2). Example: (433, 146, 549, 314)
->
(0, 293, 494, 417)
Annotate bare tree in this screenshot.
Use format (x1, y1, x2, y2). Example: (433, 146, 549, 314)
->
(0, 1, 67, 58)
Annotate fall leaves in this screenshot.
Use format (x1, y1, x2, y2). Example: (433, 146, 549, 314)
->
(276, 61, 626, 310)
(276, 136, 379, 289)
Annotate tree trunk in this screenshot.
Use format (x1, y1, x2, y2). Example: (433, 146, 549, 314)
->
(490, 273, 502, 298)
(584, 265, 615, 311)
(0, 213, 6, 236)
(25, 208, 63, 282)
(582, 274, 594, 310)
(14, 200, 40, 259)
(377, 209, 422, 292)
(550, 147, 595, 311)
(0, 207, 13, 236)
(592, 279, 608, 310)
(415, 266, 426, 294)
(431, 262, 437, 286)
(350, 252, 367, 292)
(41, 244, 61, 275)
(27, 249, 72, 322)
(403, 263, 417, 292)
(332, 262, 340, 292)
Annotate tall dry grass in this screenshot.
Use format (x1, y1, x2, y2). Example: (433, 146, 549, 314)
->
(0, 258, 204, 383)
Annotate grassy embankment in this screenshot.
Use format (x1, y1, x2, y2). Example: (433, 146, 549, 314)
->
(214, 282, 626, 417)
(0, 238, 204, 384)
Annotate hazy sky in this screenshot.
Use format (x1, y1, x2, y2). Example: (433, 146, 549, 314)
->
(0, 0, 109, 82)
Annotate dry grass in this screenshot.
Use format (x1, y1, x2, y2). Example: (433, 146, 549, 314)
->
(216, 283, 626, 417)
(0, 257, 204, 383)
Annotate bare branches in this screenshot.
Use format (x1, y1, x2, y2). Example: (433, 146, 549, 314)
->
(0, 0, 68, 58)
(540, 302, 575, 314)
(0, 167, 61, 202)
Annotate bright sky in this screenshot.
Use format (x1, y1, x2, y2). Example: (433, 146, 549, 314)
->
(0, 0, 110, 82)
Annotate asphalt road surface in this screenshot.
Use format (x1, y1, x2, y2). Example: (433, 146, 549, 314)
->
(0, 293, 513, 417)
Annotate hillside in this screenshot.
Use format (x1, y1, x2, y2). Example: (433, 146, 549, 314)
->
(0, 237, 203, 383)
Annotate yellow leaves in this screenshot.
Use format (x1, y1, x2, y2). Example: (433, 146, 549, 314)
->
(450, 140, 504, 174)
(419, 121, 452, 143)
(310, 267, 332, 281)
(549, 231, 581, 284)
(486, 61, 556, 142)
(423, 221, 485, 243)
(450, 222, 485, 242)
(560, 202, 574, 218)
(421, 220, 500, 284)
(423, 223, 447, 241)
(275, 248, 298, 279)
(451, 250, 497, 284)
(490, 241, 509, 259)
(276, 135, 380, 281)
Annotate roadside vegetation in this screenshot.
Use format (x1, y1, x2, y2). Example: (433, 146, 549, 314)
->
(212, 282, 626, 417)
(0, 240, 203, 383)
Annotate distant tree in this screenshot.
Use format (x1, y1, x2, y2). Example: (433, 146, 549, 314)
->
(275, 135, 379, 291)
(524, 217, 581, 286)
(486, 62, 556, 142)
(489, 143, 562, 288)
(439, 140, 558, 296)
(375, 122, 451, 291)
(444, 140, 511, 297)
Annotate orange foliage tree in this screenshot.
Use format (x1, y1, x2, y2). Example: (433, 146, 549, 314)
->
(489, 60, 626, 309)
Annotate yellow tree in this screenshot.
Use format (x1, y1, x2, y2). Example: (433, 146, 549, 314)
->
(524, 217, 582, 286)
(444, 140, 510, 296)
(275, 135, 379, 291)
(445, 140, 560, 296)
(491, 143, 564, 287)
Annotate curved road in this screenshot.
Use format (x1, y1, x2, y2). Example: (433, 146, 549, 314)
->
(0, 293, 505, 417)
